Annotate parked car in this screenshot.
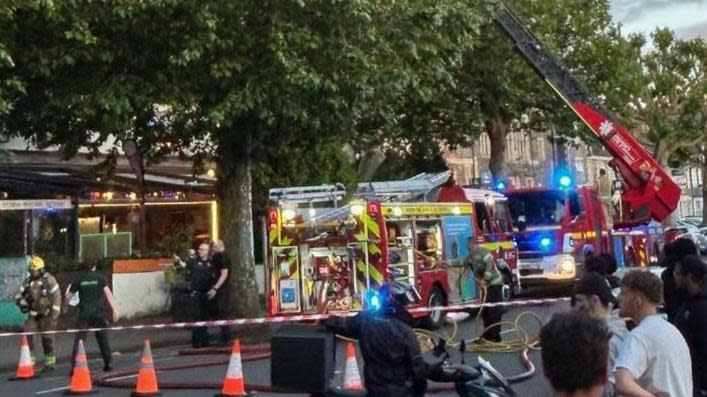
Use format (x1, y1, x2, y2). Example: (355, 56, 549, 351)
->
(681, 216, 703, 227)
(665, 222, 707, 254)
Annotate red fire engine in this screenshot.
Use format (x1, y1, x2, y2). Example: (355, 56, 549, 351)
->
(265, 173, 519, 328)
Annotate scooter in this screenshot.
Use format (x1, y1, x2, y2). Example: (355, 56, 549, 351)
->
(327, 338, 531, 397)
(430, 339, 525, 397)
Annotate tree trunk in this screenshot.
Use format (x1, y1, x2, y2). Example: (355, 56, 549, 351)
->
(217, 128, 261, 318)
(657, 155, 681, 228)
(486, 117, 509, 182)
(357, 147, 386, 182)
(554, 137, 568, 169)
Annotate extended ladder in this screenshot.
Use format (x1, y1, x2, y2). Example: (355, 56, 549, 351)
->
(354, 171, 451, 202)
(268, 183, 346, 206)
(494, 3, 681, 221)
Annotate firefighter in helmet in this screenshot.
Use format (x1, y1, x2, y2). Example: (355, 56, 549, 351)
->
(14, 256, 62, 371)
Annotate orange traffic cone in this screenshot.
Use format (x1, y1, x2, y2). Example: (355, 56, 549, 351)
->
(343, 342, 363, 390)
(65, 339, 96, 394)
(10, 335, 35, 380)
(215, 340, 248, 397)
(132, 340, 161, 396)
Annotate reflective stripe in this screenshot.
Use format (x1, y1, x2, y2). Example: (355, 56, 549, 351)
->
(52, 305, 61, 311)
(361, 213, 380, 237)
(480, 241, 516, 251)
(269, 227, 279, 244)
(49, 285, 59, 294)
(356, 258, 384, 286)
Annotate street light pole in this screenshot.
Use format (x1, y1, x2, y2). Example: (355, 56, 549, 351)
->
(122, 139, 147, 255)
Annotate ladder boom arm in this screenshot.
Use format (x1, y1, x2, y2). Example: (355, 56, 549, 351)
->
(493, 4, 681, 221)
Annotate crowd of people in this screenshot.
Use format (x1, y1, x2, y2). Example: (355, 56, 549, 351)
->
(14, 256, 119, 374)
(13, 232, 706, 396)
(13, 239, 232, 375)
(542, 237, 707, 397)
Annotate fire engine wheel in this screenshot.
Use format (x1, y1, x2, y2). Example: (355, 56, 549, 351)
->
(422, 286, 446, 330)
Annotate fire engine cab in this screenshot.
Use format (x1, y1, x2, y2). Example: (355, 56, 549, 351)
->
(505, 185, 608, 284)
(265, 172, 519, 328)
(504, 182, 666, 285)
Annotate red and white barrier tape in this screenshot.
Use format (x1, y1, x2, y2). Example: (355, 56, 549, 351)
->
(407, 297, 570, 314)
(0, 297, 570, 337)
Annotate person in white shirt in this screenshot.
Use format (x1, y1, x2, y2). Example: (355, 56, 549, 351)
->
(614, 271, 692, 397)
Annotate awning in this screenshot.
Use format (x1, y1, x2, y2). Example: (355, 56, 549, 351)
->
(0, 163, 214, 197)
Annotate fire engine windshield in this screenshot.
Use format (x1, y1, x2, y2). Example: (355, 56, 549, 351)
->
(507, 190, 580, 227)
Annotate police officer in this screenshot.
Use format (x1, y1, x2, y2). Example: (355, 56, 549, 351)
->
(69, 259, 119, 373)
(186, 242, 217, 348)
(14, 256, 62, 372)
(209, 240, 232, 345)
(325, 282, 440, 397)
(458, 238, 504, 342)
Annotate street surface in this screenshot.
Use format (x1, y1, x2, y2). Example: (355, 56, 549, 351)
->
(0, 286, 570, 396)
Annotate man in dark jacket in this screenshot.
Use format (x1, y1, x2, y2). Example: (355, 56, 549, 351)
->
(186, 242, 216, 348)
(673, 255, 707, 396)
(209, 239, 232, 345)
(662, 238, 698, 321)
(325, 282, 438, 397)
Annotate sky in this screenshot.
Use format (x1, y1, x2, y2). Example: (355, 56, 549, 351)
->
(610, 0, 707, 40)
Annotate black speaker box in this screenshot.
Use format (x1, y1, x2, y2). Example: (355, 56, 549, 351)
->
(271, 324, 336, 393)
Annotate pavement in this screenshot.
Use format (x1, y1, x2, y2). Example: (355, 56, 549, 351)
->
(0, 285, 571, 396)
(0, 315, 192, 372)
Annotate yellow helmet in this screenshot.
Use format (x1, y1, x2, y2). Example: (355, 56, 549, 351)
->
(29, 256, 45, 271)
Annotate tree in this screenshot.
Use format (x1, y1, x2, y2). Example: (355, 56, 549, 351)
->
(1, 1, 490, 317)
(164, 1, 492, 316)
(0, 4, 22, 120)
(668, 57, 707, 221)
(456, 0, 636, 181)
(625, 30, 707, 166)
(613, 30, 706, 223)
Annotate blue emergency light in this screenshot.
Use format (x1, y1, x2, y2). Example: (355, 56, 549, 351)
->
(559, 175, 572, 188)
(365, 290, 381, 311)
(554, 168, 573, 189)
(540, 237, 552, 249)
(494, 180, 507, 191)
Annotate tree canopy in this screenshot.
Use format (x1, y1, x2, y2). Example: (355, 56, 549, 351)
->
(442, 0, 638, 180)
(0, 0, 492, 316)
(623, 29, 707, 165)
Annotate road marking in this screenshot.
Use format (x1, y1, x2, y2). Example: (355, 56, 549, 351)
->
(36, 386, 68, 394)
